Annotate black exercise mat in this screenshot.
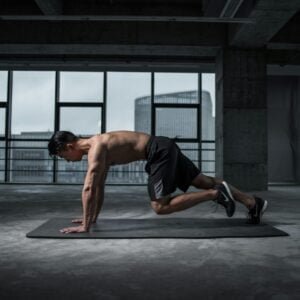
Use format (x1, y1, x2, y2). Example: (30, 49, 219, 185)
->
(26, 218, 289, 239)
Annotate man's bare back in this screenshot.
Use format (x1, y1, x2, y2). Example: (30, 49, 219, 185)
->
(90, 131, 151, 166)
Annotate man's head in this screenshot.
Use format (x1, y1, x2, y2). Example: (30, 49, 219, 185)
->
(48, 131, 83, 162)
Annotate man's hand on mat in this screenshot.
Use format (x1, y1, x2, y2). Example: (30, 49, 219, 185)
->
(60, 225, 87, 234)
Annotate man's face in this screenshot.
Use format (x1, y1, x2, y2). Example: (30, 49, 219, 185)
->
(57, 145, 83, 162)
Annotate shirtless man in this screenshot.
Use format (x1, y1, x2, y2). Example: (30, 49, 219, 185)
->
(48, 130, 268, 234)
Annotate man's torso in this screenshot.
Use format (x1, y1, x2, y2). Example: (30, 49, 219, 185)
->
(89, 131, 151, 167)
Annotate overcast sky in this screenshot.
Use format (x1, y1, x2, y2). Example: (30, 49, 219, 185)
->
(0, 71, 215, 136)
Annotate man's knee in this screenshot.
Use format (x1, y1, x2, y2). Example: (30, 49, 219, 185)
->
(151, 201, 165, 214)
(151, 195, 172, 214)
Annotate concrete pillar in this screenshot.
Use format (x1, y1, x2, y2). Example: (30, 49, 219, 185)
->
(216, 48, 268, 191)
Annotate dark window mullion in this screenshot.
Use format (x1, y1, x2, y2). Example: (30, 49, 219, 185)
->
(198, 72, 202, 170)
(58, 102, 102, 107)
(102, 71, 107, 133)
(151, 72, 155, 135)
(5, 71, 13, 182)
(53, 71, 60, 183)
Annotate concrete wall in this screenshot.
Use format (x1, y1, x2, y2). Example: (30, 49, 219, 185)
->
(268, 76, 300, 184)
(216, 48, 268, 191)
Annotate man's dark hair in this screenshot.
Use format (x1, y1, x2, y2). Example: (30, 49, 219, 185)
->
(48, 131, 79, 157)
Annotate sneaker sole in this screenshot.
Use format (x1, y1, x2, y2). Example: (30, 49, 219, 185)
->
(222, 181, 236, 217)
(260, 200, 268, 219)
(222, 181, 235, 202)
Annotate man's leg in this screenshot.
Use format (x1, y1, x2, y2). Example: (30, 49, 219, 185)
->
(191, 173, 256, 209)
(151, 189, 218, 215)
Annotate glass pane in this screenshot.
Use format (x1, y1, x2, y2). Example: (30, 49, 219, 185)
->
(106, 161, 147, 184)
(60, 72, 103, 102)
(0, 108, 5, 137)
(57, 156, 87, 184)
(154, 73, 198, 103)
(202, 73, 215, 140)
(0, 71, 8, 102)
(9, 141, 53, 183)
(155, 108, 198, 139)
(11, 71, 55, 139)
(0, 141, 5, 181)
(107, 72, 151, 132)
(202, 142, 215, 177)
(60, 107, 102, 136)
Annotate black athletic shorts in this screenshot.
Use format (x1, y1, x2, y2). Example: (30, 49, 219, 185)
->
(145, 136, 201, 201)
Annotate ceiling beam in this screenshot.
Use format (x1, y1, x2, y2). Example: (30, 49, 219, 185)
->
(268, 43, 300, 51)
(0, 21, 226, 46)
(229, 0, 300, 47)
(0, 44, 219, 57)
(0, 15, 254, 23)
(0, 59, 215, 71)
(34, 0, 62, 15)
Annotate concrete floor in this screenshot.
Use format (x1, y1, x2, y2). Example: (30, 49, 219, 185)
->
(0, 184, 299, 300)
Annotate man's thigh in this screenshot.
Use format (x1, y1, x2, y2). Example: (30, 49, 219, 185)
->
(191, 173, 222, 189)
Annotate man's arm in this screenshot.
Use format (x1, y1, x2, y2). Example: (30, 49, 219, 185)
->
(60, 142, 108, 234)
(92, 184, 105, 223)
(92, 165, 109, 222)
(71, 167, 109, 225)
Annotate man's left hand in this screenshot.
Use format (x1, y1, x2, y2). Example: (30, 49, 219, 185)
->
(60, 225, 88, 234)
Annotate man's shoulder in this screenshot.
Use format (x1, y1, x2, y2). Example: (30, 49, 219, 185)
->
(89, 134, 110, 151)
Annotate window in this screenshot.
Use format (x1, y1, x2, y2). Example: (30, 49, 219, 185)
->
(153, 73, 199, 139)
(11, 71, 55, 139)
(60, 72, 103, 102)
(60, 107, 102, 135)
(155, 107, 198, 139)
(0, 141, 4, 181)
(9, 141, 53, 183)
(106, 72, 151, 132)
(0, 71, 8, 102)
(201, 73, 216, 176)
(0, 70, 216, 184)
(154, 73, 198, 102)
(0, 108, 5, 138)
(201, 73, 215, 140)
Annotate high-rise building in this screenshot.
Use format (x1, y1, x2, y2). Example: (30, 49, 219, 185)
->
(135, 90, 214, 139)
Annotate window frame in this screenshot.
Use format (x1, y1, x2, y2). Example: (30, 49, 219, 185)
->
(0, 68, 215, 184)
